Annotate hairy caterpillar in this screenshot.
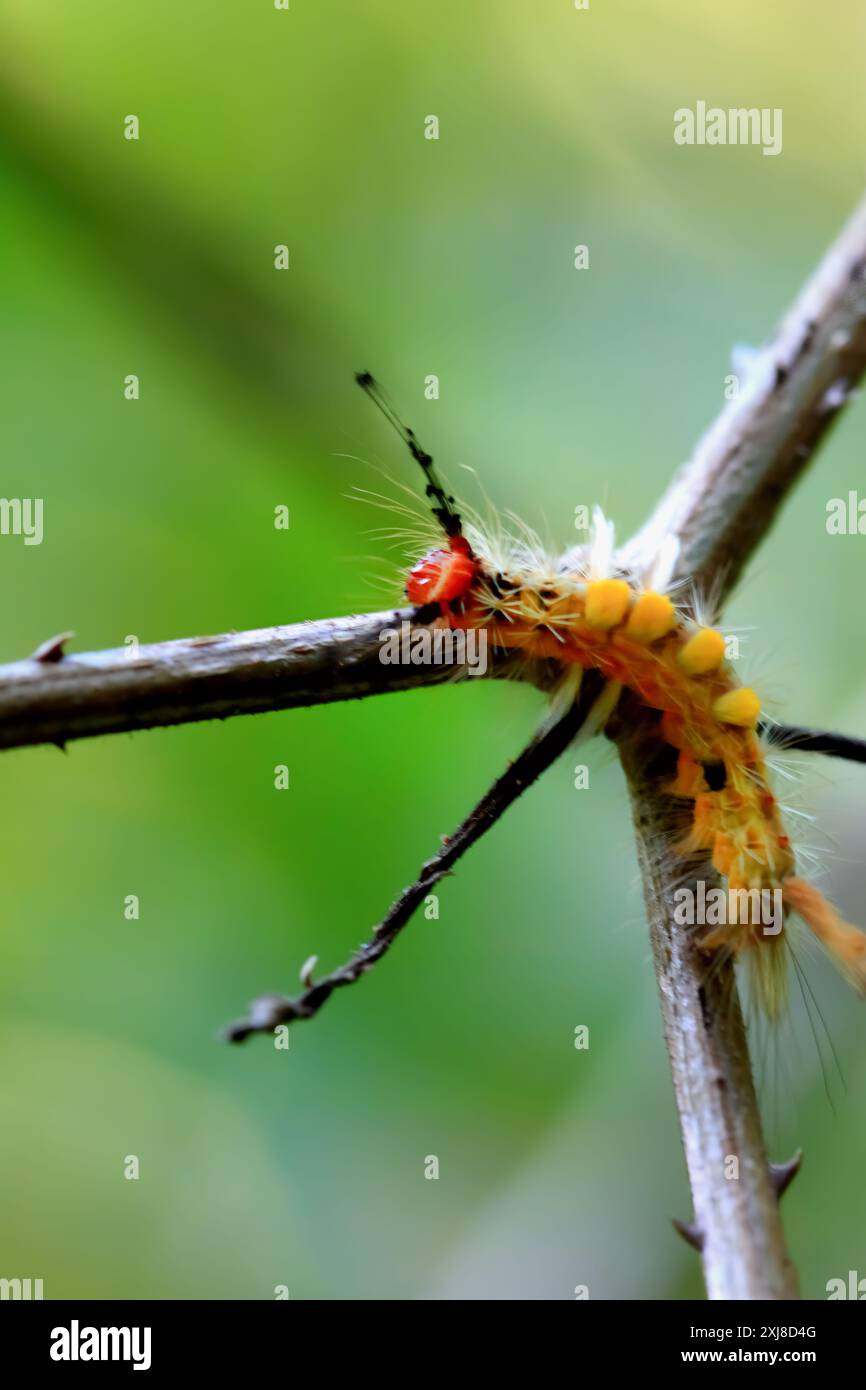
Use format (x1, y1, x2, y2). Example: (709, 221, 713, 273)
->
(357, 371, 866, 1020)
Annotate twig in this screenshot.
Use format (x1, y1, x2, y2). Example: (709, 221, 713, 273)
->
(224, 677, 603, 1041)
(0, 609, 515, 752)
(761, 721, 866, 764)
(611, 192, 866, 1300)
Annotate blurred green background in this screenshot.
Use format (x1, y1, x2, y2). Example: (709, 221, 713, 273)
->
(1, 0, 865, 1300)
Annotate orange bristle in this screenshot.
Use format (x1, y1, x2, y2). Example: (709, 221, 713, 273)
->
(783, 877, 866, 996)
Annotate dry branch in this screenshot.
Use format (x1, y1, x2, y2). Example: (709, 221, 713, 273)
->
(0, 609, 501, 752)
(609, 192, 866, 1299)
(225, 679, 603, 1041)
(619, 726, 800, 1300)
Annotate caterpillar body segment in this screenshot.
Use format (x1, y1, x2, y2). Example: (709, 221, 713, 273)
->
(402, 520, 865, 1018)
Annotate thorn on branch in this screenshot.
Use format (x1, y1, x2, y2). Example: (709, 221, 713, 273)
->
(672, 1217, 705, 1252)
(299, 954, 318, 988)
(672, 1152, 802, 1261)
(32, 631, 75, 663)
(769, 1150, 803, 1201)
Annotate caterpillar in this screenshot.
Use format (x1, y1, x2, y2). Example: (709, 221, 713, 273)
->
(356, 371, 866, 1020)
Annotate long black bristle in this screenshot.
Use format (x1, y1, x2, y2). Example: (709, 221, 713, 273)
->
(355, 370, 463, 538)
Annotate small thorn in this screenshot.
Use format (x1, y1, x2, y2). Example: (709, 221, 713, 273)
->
(299, 954, 318, 988)
(769, 1149, 802, 1200)
(672, 1216, 704, 1252)
(32, 630, 75, 663)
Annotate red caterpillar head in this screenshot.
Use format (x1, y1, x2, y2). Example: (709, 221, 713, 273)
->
(406, 535, 478, 610)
